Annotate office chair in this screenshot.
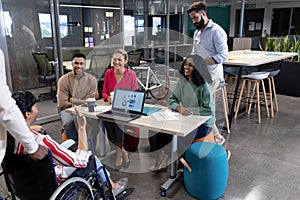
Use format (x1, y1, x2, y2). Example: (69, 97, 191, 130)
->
(32, 52, 57, 102)
(128, 51, 142, 67)
(87, 54, 111, 80)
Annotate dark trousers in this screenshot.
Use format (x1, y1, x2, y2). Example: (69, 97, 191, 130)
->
(103, 121, 124, 147)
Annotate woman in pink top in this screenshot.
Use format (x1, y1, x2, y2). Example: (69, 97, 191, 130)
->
(102, 49, 138, 171)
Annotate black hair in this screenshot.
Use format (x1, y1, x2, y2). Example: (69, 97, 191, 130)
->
(179, 54, 206, 87)
(12, 91, 37, 115)
(187, 1, 207, 13)
(72, 53, 86, 60)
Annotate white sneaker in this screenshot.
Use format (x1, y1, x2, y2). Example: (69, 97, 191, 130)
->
(215, 134, 225, 145)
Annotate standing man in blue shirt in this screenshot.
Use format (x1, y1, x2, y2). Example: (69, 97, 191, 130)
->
(188, 1, 228, 145)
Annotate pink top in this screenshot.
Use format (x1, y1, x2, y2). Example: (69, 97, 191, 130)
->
(102, 68, 138, 100)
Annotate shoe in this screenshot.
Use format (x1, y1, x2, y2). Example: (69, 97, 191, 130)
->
(123, 159, 130, 169)
(115, 152, 123, 171)
(215, 134, 225, 145)
(114, 164, 122, 171)
(122, 154, 130, 169)
(112, 178, 128, 196)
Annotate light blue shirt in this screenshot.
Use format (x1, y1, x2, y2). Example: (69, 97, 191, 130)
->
(192, 19, 228, 82)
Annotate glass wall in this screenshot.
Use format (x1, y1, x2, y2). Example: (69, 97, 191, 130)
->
(1, 0, 121, 122)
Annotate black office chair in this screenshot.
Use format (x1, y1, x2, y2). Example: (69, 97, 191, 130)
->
(87, 54, 111, 80)
(127, 51, 142, 67)
(32, 52, 57, 102)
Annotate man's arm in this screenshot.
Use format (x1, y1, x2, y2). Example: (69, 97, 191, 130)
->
(211, 27, 228, 64)
(57, 75, 73, 110)
(69, 75, 98, 104)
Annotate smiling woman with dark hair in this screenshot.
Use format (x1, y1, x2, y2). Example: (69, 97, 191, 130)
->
(170, 54, 215, 139)
(149, 55, 215, 172)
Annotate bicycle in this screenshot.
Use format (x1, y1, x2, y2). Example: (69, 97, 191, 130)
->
(128, 58, 170, 100)
(0, 167, 13, 200)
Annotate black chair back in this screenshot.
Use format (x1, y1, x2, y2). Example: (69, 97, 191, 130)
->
(128, 51, 142, 67)
(32, 52, 56, 101)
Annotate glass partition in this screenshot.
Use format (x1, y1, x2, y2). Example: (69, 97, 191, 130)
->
(1, 0, 122, 123)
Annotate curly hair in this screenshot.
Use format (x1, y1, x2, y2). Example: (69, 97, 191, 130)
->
(179, 54, 207, 87)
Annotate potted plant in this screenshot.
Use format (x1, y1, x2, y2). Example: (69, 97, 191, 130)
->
(259, 35, 300, 97)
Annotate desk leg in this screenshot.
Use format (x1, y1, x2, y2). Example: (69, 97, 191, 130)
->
(160, 135, 182, 197)
(98, 120, 106, 157)
(228, 66, 244, 128)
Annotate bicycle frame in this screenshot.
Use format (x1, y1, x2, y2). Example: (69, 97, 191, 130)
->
(131, 66, 162, 91)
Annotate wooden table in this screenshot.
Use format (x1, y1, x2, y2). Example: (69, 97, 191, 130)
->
(223, 50, 297, 128)
(66, 100, 211, 196)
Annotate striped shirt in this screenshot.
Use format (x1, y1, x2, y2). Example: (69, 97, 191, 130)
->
(14, 130, 90, 168)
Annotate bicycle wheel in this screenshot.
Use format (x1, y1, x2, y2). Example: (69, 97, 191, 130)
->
(0, 167, 16, 200)
(50, 177, 93, 200)
(149, 69, 170, 100)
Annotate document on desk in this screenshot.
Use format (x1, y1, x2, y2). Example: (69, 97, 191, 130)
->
(152, 109, 179, 121)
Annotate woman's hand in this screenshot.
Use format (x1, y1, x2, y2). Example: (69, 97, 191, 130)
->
(74, 106, 86, 128)
(176, 106, 193, 116)
(107, 96, 113, 104)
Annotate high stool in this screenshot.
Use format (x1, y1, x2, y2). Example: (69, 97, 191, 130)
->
(183, 142, 228, 200)
(214, 83, 230, 134)
(262, 69, 280, 118)
(234, 72, 270, 124)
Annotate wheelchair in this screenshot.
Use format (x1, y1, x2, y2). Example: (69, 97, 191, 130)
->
(1, 133, 126, 200)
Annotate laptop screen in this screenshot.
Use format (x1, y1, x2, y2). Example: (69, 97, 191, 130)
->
(112, 88, 145, 113)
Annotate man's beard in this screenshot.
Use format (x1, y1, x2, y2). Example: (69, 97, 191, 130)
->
(194, 16, 204, 30)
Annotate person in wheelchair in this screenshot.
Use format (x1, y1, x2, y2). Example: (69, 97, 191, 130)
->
(11, 91, 128, 196)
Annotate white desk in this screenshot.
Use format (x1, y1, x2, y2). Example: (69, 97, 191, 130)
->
(66, 100, 211, 196)
(224, 50, 297, 66)
(223, 50, 297, 127)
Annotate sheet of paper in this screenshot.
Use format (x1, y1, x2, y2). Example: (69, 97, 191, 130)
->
(152, 110, 179, 121)
(84, 105, 111, 112)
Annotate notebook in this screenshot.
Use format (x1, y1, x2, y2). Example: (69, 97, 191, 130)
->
(97, 88, 146, 122)
(142, 106, 161, 116)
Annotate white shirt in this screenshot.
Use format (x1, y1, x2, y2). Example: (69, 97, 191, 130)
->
(0, 49, 38, 163)
(192, 19, 228, 82)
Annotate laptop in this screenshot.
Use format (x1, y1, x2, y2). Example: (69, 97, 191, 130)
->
(97, 88, 146, 122)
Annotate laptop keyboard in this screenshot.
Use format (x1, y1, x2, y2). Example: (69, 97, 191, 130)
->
(98, 110, 140, 121)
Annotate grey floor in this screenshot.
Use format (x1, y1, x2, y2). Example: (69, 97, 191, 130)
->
(37, 93, 300, 200)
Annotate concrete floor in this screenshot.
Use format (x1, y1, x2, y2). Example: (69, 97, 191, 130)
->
(38, 94, 300, 200)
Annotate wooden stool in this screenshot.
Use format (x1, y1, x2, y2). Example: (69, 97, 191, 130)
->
(266, 69, 280, 117)
(214, 83, 230, 133)
(234, 72, 270, 124)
